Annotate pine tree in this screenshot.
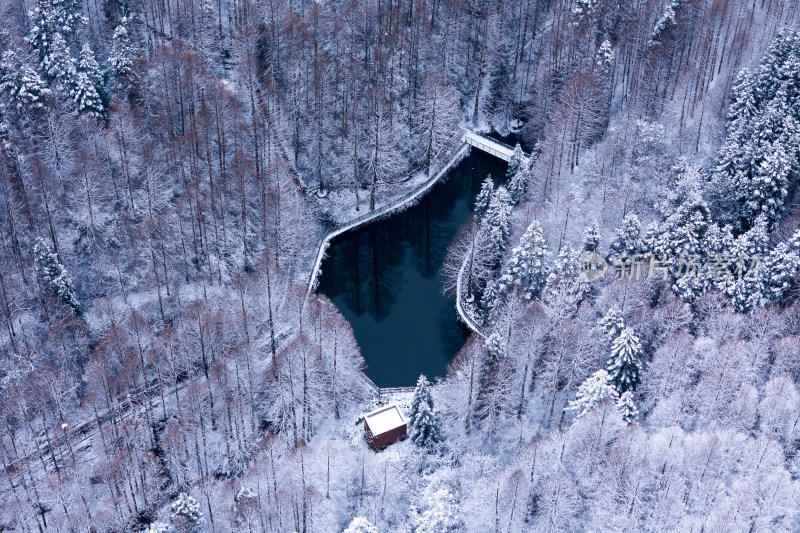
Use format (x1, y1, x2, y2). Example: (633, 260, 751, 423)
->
(28, 0, 58, 59)
(412, 489, 464, 533)
(581, 222, 600, 252)
(28, 0, 84, 66)
(762, 229, 800, 301)
(497, 221, 550, 299)
(721, 215, 770, 313)
(648, 0, 680, 48)
(170, 493, 204, 533)
(573, 0, 598, 16)
(726, 68, 758, 127)
(482, 185, 513, 257)
(598, 307, 625, 343)
(410, 401, 442, 448)
(50, 0, 85, 37)
(485, 333, 507, 363)
(480, 278, 502, 316)
(508, 157, 531, 203)
(647, 166, 713, 301)
(474, 177, 494, 218)
(410, 375, 434, 420)
(343, 517, 378, 533)
(109, 22, 133, 78)
(595, 39, 614, 73)
(42, 32, 76, 85)
(72, 72, 104, 117)
(408, 375, 442, 448)
(608, 213, 642, 260)
(0, 51, 51, 111)
(606, 327, 643, 393)
(506, 143, 524, 181)
(617, 391, 639, 424)
(542, 247, 588, 319)
(712, 32, 800, 232)
(711, 69, 759, 225)
(78, 43, 105, 96)
(34, 237, 80, 315)
(746, 134, 791, 228)
(566, 369, 618, 418)
(649, 166, 711, 260)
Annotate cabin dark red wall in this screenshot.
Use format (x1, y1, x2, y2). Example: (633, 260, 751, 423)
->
(364, 421, 407, 451)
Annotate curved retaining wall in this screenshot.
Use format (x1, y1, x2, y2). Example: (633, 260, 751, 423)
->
(305, 144, 470, 299)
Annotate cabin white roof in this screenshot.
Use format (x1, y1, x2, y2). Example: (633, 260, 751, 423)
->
(364, 403, 406, 435)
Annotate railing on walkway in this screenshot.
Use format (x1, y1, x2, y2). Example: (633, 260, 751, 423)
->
(462, 131, 525, 162)
(471, 131, 517, 152)
(455, 252, 487, 338)
(305, 144, 470, 298)
(305, 129, 515, 400)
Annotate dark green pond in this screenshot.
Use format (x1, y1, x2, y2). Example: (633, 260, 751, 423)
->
(319, 151, 507, 387)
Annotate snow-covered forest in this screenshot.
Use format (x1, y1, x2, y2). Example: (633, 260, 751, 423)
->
(1, 0, 800, 529)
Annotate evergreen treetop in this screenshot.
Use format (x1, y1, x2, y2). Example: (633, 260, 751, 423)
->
(566, 369, 618, 418)
(606, 327, 643, 393)
(617, 391, 639, 424)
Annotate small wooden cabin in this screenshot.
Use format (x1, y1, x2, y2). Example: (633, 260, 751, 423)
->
(363, 403, 407, 451)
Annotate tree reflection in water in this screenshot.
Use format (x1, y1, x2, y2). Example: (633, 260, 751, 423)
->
(319, 151, 507, 387)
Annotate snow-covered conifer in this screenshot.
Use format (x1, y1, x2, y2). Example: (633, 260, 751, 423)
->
(480, 278, 502, 316)
(410, 401, 442, 448)
(566, 369, 618, 418)
(712, 33, 800, 232)
(506, 143, 524, 181)
(78, 43, 104, 94)
(343, 517, 378, 533)
(474, 177, 493, 218)
(507, 157, 530, 203)
(109, 22, 133, 78)
(608, 212, 642, 259)
(647, 166, 713, 301)
(170, 493, 204, 532)
(41, 32, 75, 83)
(721, 215, 769, 313)
(649, 166, 711, 260)
(606, 327, 643, 393)
(482, 185, 513, 257)
(598, 307, 625, 343)
(617, 391, 639, 424)
(34, 237, 80, 314)
(28, 0, 85, 78)
(648, 0, 680, 48)
(485, 332, 507, 363)
(581, 222, 600, 252)
(73, 43, 105, 116)
(542, 247, 587, 320)
(595, 39, 614, 73)
(72, 71, 104, 117)
(408, 376, 442, 448)
(497, 221, 550, 299)
(28, 0, 84, 58)
(762, 229, 800, 301)
(747, 137, 791, 228)
(0, 51, 51, 111)
(412, 489, 464, 533)
(410, 375, 434, 421)
(572, 0, 597, 16)
(726, 68, 758, 127)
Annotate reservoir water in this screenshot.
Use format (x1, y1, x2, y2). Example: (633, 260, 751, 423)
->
(319, 151, 507, 387)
